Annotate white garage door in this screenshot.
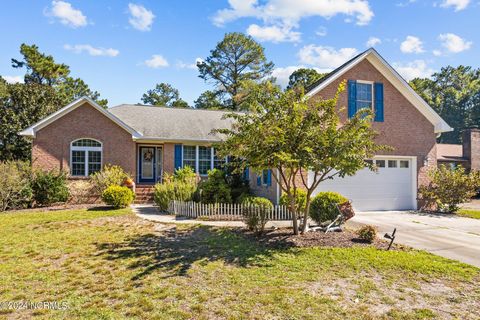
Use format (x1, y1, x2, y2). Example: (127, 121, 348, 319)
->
(309, 158, 416, 211)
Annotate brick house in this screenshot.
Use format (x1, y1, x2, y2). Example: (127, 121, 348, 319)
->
(437, 129, 480, 170)
(20, 48, 453, 211)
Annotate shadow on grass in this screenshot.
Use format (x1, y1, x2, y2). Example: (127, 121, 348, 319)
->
(95, 226, 284, 280)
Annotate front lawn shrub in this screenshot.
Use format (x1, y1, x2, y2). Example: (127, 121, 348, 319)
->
(357, 225, 377, 243)
(68, 180, 97, 204)
(0, 161, 33, 211)
(419, 165, 480, 213)
(309, 191, 348, 225)
(91, 165, 131, 195)
(102, 185, 134, 208)
(241, 196, 273, 234)
(154, 171, 197, 211)
(31, 170, 69, 206)
(198, 169, 232, 203)
(280, 188, 307, 213)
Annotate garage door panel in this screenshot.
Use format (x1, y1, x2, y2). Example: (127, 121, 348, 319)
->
(309, 158, 415, 211)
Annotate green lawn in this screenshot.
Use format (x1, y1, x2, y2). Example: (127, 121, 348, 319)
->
(457, 209, 480, 219)
(1, 208, 479, 319)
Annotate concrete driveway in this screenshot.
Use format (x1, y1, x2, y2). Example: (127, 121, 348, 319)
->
(350, 211, 480, 267)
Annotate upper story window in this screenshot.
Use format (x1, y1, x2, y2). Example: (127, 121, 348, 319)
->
(70, 138, 102, 176)
(348, 80, 384, 122)
(356, 81, 373, 111)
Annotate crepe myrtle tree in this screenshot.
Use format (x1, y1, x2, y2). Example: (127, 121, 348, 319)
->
(215, 81, 388, 234)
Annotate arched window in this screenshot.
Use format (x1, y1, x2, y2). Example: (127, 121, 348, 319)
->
(70, 139, 102, 176)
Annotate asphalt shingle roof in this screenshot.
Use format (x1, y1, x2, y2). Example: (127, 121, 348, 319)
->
(108, 104, 235, 142)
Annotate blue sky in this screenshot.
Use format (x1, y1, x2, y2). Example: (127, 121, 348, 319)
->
(0, 0, 478, 107)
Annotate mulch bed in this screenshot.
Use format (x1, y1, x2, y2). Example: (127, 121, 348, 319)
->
(238, 227, 407, 251)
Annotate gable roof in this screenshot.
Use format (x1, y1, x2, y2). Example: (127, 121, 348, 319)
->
(109, 104, 235, 142)
(19, 97, 142, 138)
(305, 48, 452, 134)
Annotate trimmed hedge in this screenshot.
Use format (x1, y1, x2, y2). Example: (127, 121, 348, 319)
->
(102, 185, 134, 208)
(309, 191, 347, 225)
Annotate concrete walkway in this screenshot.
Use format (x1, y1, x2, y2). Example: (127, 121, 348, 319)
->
(350, 211, 480, 267)
(132, 204, 293, 228)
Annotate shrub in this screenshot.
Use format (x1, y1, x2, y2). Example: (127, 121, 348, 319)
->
(357, 225, 377, 243)
(91, 165, 131, 195)
(102, 185, 134, 208)
(280, 189, 307, 212)
(31, 170, 69, 206)
(154, 180, 196, 211)
(68, 180, 97, 204)
(419, 165, 480, 213)
(173, 166, 197, 184)
(309, 191, 348, 225)
(198, 169, 232, 203)
(241, 196, 273, 234)
(0, 161, 33, 211)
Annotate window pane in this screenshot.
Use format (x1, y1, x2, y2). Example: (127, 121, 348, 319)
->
(357, 101, 372, 110)
(88, 151, 102, 175)
(364, 159, 373, 165)
(183, 146, 196, 172)
(198, 146, 211, 175)
(262, 169, 269, 185)
(213, 148, 226, 170)
(357, 83, 372, 101)
(71, 150, 85, 176)
(375, 160, 385, 168)
(72, 139, 101, 147)
(400, 160, 409, 168)
(388, 160, 397, 168)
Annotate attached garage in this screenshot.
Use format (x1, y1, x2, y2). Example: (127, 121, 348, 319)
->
(309, 157, 417, 211)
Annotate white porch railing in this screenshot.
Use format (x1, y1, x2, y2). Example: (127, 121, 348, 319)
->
(170, 200, 293, 221)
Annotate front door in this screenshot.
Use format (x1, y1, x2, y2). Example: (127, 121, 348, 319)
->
(139, 147, 156, 183)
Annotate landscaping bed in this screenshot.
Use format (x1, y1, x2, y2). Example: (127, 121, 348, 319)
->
(238, 227, 405, 250)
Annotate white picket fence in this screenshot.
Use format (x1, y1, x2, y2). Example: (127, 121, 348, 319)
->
(170, 200, 293, 221)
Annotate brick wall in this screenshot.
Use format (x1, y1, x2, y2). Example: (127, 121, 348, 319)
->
(32, 102, 136, 177)
(463, 128, 480, 171)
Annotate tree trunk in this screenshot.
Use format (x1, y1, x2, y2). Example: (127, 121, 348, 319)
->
(290, 198, 299, 235)
(301, 200, 311, 234)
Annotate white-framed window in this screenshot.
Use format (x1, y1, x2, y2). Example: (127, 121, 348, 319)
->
(356, 81, 373, 111)
(213, 148, 226, 170)
(399, 160, 409, 168)
(198, 146, 211, 175)
(70, 138, 102, 176)
(183, 146, 196, 171)
(375, 159, 385, 168)
(388, 160, 397, 168)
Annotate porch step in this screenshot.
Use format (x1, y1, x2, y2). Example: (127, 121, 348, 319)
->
(134, 185, 155, 204)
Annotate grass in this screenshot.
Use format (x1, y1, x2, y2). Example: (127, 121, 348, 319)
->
(0, 208, 479, 319)
(457, 209, 480, 219)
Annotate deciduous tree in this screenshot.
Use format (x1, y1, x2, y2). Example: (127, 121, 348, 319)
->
(216, 81, 387, 234)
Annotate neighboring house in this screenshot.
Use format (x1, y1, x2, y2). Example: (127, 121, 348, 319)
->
(20, 48, 452, 211)
(437, 128, 480, 170)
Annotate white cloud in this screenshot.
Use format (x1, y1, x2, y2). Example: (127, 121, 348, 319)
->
(298, 45, 358, 68)
(128, 3, 155, 31)
(2, 75, 23, 84)
(144, 55, 169, 68)
(366, 36, 381, 47)
(45, 1, 87, 28)
(272, 66, 331, 87)
(433, 49, 442, 56)
(64, 44, 119, 57)
(440, 0, 470, 11)
(400, 35, 424, 54)
(316, 26, 327, 37)
(438, 33, 472, 53)
(246, 24, 300, 43)
(393, 60, 434, 81)
(213, 0, 374, 27)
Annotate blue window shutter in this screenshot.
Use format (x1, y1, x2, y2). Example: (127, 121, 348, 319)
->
(348, 80, 357, 118)
(244, 167, 250, 181)
(257, 175, 261, 186)
(174, 144, 182, 169)
(374, 82, 384, 122)
(267, 169, 272, 186)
